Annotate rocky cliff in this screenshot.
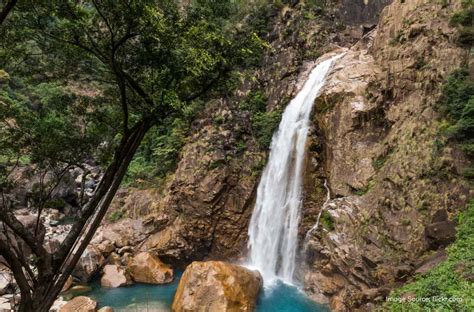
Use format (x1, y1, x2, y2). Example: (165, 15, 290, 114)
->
(92, 0, 471, 310)
(132, 0, 394, 265)
(302, 0, 472, 310)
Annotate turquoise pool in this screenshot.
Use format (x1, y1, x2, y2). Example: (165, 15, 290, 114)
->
(85, 274, 328, 311)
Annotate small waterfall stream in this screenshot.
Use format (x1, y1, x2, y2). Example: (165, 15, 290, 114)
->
(247, 54, 342, 286)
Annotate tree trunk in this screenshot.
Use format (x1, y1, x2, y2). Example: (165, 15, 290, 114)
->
(0, 0, 17, 26)
(16, 119, 151, 312)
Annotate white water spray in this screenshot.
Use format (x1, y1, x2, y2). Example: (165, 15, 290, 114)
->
(247, 54, 342, 285)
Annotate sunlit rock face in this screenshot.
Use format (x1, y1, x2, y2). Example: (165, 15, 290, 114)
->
(302, 0, 471, 310)
(127, 252, 173, 285)
(172, 261, 262, 312)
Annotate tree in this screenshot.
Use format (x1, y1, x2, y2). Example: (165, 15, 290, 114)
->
(0, 0, 17, 26)
(0, 1, 265, 310)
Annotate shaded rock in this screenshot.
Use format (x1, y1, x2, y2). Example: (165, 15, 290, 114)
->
(0, 272, 12, 295)
(127, 252, 173, 284)
(16, 212, 46, 242)
(91, 218, 146, 252)
(101, 265, 133, 288)
(415, 249, 447, 274)
(431, 209, 449, 223)
(60, 296, 97, 312)
(97, 240, 115, 255)
(44, 238, 61, 254)
(73, 246, 105, 282)
(172, 261, 262, 312)
(424, 221, 456, 250)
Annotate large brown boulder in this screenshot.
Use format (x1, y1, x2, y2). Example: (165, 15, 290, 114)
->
(101, 264, 133, 288)
(127, 252, 173, 284)
(59, 296, 97, 312)
(172, 261, 262, 312)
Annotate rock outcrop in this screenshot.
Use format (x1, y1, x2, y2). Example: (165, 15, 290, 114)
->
(73, 246, 105, 282)
(139, 0, 389, 267)
(172, 261, 262, 312)
(127, 252, 173, 284)
(59, 296, 97, 312)
(302, 0, 472, 310)
(100, 264, 133, 288)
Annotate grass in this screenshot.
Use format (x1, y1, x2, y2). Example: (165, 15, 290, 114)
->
(107, 209, 125, 223)
(387, 200, 474, 311)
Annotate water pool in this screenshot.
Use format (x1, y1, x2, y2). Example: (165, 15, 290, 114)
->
(85, 275, 328, 312)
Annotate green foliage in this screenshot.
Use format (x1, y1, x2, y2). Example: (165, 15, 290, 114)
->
(239, 90, 267, 114)
(1, 0, 268, 187)
(450, 3, 474, 47)
(44, 198, 66, 209)
(123, 117, 188, 186)
(372, 156, 387, 171)
(320, 210, 335, 231)
(439, 68, 474, 142)
(437, 68, 474, 179)
(450, 8, 474, 26)
(107, 209, 125, 223)
(253, 109, 283, 149)
(353, 180, 376, 196)
(387, 201, 474, 311)
(0, 77, 115, 170)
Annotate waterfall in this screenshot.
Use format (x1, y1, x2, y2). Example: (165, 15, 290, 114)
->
(247, 54, 342, 286)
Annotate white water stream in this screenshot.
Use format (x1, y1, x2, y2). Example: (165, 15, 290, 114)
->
(247, 54, 342, 286)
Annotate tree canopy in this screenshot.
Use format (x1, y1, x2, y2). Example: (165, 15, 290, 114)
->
(0, 1, 266, 311)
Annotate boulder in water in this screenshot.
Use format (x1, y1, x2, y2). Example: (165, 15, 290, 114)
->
(101, 264, 133, 288)
(172, 261, 262, 312)
(127, 252, 173, 284)
(59, 296, 97, 312)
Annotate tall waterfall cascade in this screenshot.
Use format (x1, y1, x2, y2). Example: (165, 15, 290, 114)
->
(247, 54, 342, 286)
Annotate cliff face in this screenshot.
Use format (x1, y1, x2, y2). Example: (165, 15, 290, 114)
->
(136, 1, 393, 264)
(302, 0, 472, 310)
(100, 0, 472, 309)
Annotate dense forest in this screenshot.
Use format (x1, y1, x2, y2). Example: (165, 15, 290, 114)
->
(0, 0, 473, 311)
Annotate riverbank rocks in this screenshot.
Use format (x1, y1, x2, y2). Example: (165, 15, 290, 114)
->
(101, 264, 133, 288)
(73, 246, 105, 282)
(172, 261, 262, 312)
(127, 252, 173, 284)
(0, 272, 12, 295)
(59, 296, 97, 312)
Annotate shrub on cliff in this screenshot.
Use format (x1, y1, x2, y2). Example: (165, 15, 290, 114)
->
(439, 68, 474, 157)
(388, 201, 474, 311)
